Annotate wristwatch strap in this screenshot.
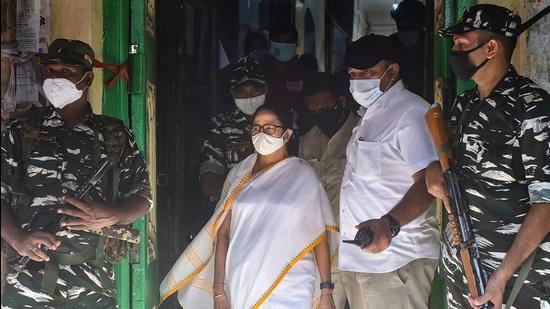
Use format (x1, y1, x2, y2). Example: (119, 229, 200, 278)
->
(382, 213, 401, 237)
(320, 281, 334, 290)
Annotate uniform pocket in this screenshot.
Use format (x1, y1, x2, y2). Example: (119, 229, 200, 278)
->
(355, 141, 384, 178)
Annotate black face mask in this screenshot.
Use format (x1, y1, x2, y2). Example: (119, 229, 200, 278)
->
(448, 41, 490, 80)
(309, 104, 345, 138)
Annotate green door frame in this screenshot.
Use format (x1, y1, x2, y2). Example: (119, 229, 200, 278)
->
(129, 0, 159, 307)
(455, 0, 477, 94)
(103, 0, 158, 308)
(103, 1, 131, 308)
(431, 1, 476, 309)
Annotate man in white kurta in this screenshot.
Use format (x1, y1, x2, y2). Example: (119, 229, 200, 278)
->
(339, 34, 440, 308)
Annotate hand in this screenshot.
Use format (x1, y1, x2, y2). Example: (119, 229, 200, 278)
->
(356, 218, 392, 253)
(10, 231, 61, 262)
(425, 161, 451, 213)
(58, 197, 119, 230)
(468, 271, 507, 309)
(214, 293, 230, 309)
(319, 290, 336, 309)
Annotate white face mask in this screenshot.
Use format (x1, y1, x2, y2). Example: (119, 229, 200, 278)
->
(43, 73, 88, 109)
(252, 130, 287, 156)
(349, 79, 383, 109)
(349, 65, 392, 109)
(234, 94, 266, 115)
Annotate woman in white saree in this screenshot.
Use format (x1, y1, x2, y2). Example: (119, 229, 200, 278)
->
(160, 105, 338, 308)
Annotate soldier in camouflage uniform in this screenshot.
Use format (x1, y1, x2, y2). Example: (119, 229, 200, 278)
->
(1, 39, 152, 308)
(426, 5, 550, 309)
(199, 57, 266, 200)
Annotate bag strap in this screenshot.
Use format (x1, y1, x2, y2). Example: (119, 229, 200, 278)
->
(40, 249, 97, 295)
(504, 252, 536, 309)
(92, 116, 126, 203)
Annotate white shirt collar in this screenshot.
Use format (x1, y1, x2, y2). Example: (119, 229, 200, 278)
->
(373, 80, 405, 109)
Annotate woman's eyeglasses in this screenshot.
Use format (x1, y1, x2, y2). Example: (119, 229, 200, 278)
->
(251, 124, 284, 136)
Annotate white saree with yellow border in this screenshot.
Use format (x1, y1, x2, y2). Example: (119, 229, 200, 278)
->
(160, 154, 338, 308)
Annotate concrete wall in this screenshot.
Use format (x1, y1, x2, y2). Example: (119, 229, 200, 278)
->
(479, 0, 550, 92)
(50, 0, 104, 113)
(353, 0, 398, 39)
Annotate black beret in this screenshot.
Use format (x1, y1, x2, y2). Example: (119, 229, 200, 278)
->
(345, 34, 399, 70)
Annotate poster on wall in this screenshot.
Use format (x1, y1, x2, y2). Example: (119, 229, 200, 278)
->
(15, 0, 44, 104)
(16, 0, 40, 53)
(39, 0, 50, 53)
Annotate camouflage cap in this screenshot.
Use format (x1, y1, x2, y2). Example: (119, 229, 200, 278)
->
(46, 38, 95, 70)
(229, 56, 265, 88)
(440, 4, 521, 38)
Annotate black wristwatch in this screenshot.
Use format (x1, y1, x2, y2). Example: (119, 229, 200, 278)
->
(382, 214, 401, 237)
(320, 281, 334, 290)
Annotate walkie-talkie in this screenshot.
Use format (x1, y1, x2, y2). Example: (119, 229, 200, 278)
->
(342, 228, 374, 248)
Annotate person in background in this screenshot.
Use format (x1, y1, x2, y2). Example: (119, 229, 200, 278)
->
(244, 31, 269, 65)
(199, 57, 266, 201)
(389, 0, 426, 98)
(299, 53, 319, 75)
(339, 34, 439, 309)
(219, 31, 268, 112)
(426, 4, 550, 308)
(300, 72, 360, 309)
(264, 24, 309, 144)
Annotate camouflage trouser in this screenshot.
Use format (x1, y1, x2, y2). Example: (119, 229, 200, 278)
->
(1, 261, 116, 309)
(442, 242, 550, 309)
(447, 281, 550, 309)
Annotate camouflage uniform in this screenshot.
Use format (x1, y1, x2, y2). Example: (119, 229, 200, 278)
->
(199, 109, 253, 179)
(1, 105, 151, 308)
(442, 67, 550, 308)
(199, 57, 264, 182)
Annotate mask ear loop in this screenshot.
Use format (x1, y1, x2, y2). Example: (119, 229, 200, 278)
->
(74, 71, 90, 91)
(380, 64, 395, 92)
(281, 128, 290, 142)
(461, 40, 490, 54)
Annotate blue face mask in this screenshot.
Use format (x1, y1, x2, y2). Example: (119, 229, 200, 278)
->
(269, 41, 297, 62)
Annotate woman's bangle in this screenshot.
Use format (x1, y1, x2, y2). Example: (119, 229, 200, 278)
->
(213, 292, 226, 300)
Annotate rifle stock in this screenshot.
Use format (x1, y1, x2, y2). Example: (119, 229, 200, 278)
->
(426, 104, 490, 307)
(425, 104, 452, 171)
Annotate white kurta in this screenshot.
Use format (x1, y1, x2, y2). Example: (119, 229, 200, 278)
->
(160, 154, 337, 308)
(339, 81, 440, 274)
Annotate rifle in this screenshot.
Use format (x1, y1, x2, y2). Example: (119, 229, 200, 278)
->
(13, 159, 139, 272)
(425, 104, 490, 308)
